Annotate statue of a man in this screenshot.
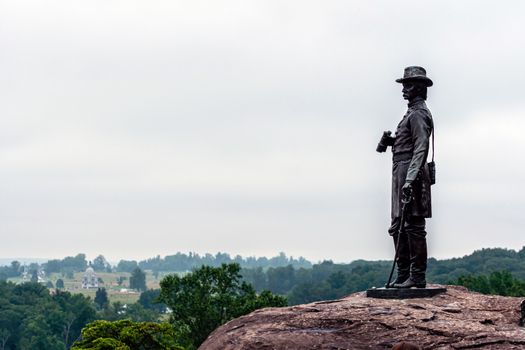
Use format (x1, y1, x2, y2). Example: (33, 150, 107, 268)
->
(377, 66, 434, 288)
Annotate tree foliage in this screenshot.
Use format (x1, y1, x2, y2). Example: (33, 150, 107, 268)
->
(30, 269, 39, 283)
(116, 260, 138, 273)
(0, 282, 96, 349)
(240, 247, 525, 305)
(451, 270, 525, 296)
(138, 289, 166, 313)
(44, 253, 88, 274)
(129, 267, 147, 292)
(71, 320, 185, 350)
(92, 255, 111, 272)
(135, 251, 311, 273)
(97, 301, 160, 323)
(94, 288, 109, 310)
(0, 261, 21, 280)
(159, 263, 287, 348)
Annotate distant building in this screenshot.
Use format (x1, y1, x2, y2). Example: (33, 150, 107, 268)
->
(82, 267, 99, 289)
(21, 266, 29, 281)
(21, 266, 46, 283)
(38, 269, 46, 283)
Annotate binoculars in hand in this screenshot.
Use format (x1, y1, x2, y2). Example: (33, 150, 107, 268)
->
(376, 131, 395, 152)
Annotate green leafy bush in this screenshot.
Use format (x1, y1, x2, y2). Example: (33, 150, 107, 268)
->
(72, 319, 185, 350)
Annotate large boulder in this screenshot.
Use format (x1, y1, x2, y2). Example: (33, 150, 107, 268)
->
(199, 285, 525, 349)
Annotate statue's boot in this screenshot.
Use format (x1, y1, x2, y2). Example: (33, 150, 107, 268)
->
(397, 235, 427, 289)
(390, 234, 410, 288)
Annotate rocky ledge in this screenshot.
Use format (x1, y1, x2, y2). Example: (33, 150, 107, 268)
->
(199, 285, 525, 349)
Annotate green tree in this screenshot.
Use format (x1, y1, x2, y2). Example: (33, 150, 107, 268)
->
(267, 265, 296, 294)
(159, 263, 287, 348)
(71, 320, 185, 350)
(116, 260, 138, 273)
(10, 261, 21, 276)
(92, 255, 108, 272)
(241, 266, 267, 292)
(52, 289, 97, 348)
(0, 282, 96, 349)
(129, 267, 147, 292)
(139, 289, 166, 313)
(489, 271, 515, 296)
(452, 270, 525, 296)
(19, 314, 63, 350)
(94, 288, 109, 310)
(56, 278, 65, 289)
(122, 303, 160, 322)
(46, 254, 88, 274)
(98, 301, 160, 323)
(30, 269, 39, 283)
(0, 329, 10, 350)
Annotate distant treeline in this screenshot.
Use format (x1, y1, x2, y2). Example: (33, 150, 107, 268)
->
(121, 252, 312, 272)
(4, 247, 525, 299)
(45, 253, 89, 273)
(240, 247, 525, 305)
(0, 252, 312, 277)
(0, 261, 23, 280)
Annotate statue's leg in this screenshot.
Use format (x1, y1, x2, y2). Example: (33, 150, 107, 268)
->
(388, 217, 410, 286)
(397, 216, 427, 288)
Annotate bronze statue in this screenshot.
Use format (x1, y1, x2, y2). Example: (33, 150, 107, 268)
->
(377, 66, 434, 289)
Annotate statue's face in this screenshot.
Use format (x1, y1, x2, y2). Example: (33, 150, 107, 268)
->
(402, 81, 419, 100)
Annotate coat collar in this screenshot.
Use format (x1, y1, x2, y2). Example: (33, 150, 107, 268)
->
(408, 96, 426, 108)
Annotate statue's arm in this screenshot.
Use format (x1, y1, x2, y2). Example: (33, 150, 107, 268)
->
(406, 111, 432, 183)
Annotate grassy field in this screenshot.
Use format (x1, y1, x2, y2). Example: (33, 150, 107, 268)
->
(9, 270, 180, 305)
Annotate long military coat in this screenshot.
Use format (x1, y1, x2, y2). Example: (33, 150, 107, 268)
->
(391, 96, 433, 219)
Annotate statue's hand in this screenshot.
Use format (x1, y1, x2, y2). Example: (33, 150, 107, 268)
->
(376, 131, 395, 152)
(383, 131, 395, 146)
(402, 182, 413, 203)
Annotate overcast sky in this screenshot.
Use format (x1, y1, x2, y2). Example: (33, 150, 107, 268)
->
(0, 1, 524, 264)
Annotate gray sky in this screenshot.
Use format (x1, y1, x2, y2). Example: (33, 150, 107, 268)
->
(1, 1, 524, 263)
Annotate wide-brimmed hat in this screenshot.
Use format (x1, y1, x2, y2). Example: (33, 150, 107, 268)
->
(395, 66, 433, 87)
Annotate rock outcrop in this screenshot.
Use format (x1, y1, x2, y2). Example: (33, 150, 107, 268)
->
(199, 285, 525, 349)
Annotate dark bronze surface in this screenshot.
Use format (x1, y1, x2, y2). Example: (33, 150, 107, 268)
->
(378, 66, 435, 289)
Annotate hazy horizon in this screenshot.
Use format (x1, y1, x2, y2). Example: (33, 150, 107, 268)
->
(1, 1, 524, 263)
(2, 243, 524, 268)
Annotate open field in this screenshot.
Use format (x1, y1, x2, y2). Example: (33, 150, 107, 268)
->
(8, 270, 183, 304)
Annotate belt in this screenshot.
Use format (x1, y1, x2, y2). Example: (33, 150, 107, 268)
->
(393, 152, 413, 162)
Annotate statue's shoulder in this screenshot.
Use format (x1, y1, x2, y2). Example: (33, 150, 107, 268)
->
(407, 104, 433, 130)
(408, 102, 432, 119)
(409, 101, 430, 112)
